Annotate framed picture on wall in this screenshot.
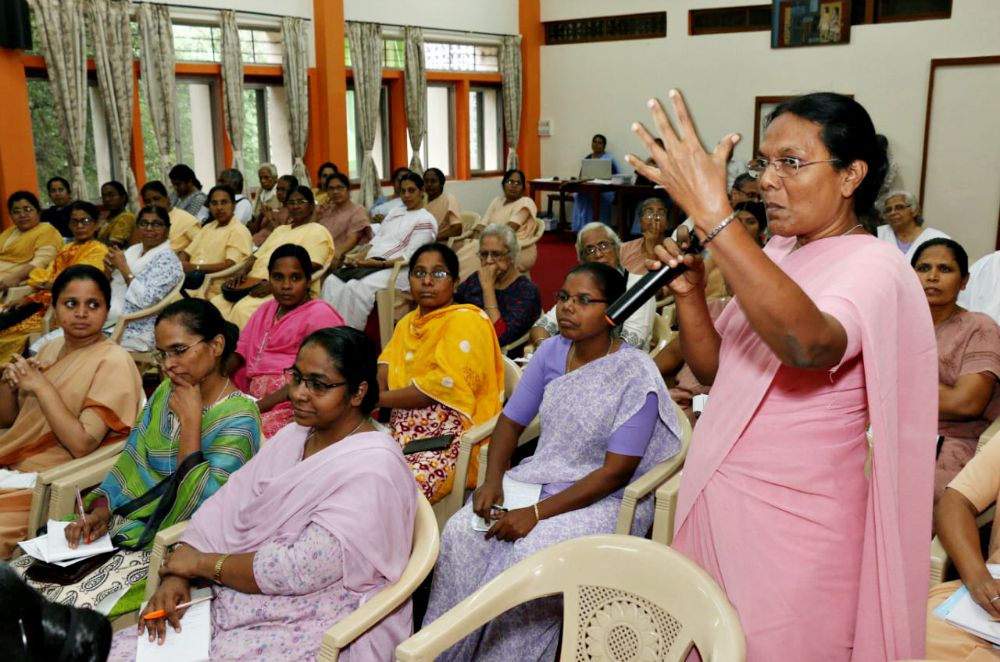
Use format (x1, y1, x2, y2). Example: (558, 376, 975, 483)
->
(772, 0, 851, 48)
(753, 93, 854, 155)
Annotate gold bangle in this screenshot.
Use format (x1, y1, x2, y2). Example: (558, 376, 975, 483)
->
(533, 503, 541, 522)
(212, 553, 230, 584)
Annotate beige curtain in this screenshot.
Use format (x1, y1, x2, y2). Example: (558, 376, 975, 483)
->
(281, 16, 310, 187)
(88, 0, 138, 210)
(346, 21, 383, 207)
(28, 0, 89, 198)
(137, 2, 177, 182)
(500, 35, 523, 171)
(219, 10, 245, 171)
(403, 26, 426, 175)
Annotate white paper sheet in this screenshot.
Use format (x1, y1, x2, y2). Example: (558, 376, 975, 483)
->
(935, 564, 1000, 646)
(17, 535, 87, 567)
(0, 469, 37, 489)
(471, 475, 543, 532)
(45, 519, 115, 562)
(135, 588, 213, 662)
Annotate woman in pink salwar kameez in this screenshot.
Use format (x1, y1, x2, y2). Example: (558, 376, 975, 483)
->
(629, 91, 937, 661)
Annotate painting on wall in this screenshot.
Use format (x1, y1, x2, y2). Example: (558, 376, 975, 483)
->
(772, 0, 851, 48)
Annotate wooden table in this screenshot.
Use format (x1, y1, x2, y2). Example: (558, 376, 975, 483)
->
(528, 179, 673, 239)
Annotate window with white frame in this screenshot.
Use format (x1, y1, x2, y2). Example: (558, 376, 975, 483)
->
(172, 23, 282, 64)
(242, 85, 293, 189)
(407, 85, 453, 176)
(346, 85, 391, 181)
(469, 87, 504, 173)
(424, 42, 499, 72)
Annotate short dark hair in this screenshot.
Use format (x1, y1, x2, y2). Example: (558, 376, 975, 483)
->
(137, 204, 171, 229)
(424, 167, 446, 184)
(156, 298, 239, 369)
(318, 161, 339, 177)
(734, 200, 767, 232)
(732, 173, 756, 192)
(502, 169, 526, 185)
(218, 168, 244, 194)
(141, 180, 169, 199)
(168, 164, 202, 189)
(911, 237, 969, 279)
(287, 185, 315, 207)
(207, 184, 236, 205)
(566, 262, 626, 304)
(398, 171, 424, 190)
(278, 174, 299, 190)
(46, 176, 71, 193)
(52, 265, 111, 309)
(392, 167, 413, 181)
(268, 242, 313, 279)
(767, 93, 888, 216)
(101, 180, 129, 205)
(66, 200, 100, 221)
(326, 172, 350, 189)
(8, 190, 41, 213)
(301, 327, 380, 413)
(592, 134, 607, 145)
(409, 242, 460, 280)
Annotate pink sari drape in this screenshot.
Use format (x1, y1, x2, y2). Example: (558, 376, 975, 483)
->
(674, 234, 937, 661)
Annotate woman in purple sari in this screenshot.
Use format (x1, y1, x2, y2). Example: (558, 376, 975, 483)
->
(424, 262, 681, 661)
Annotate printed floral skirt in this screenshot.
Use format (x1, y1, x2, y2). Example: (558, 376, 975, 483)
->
(249, 373, 295, 441)
(390, 402, 468, 503)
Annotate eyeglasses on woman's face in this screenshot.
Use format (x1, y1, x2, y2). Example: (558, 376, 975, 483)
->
(640, 209, 667, 221)
(478, 250, 510, 261)
(582, 241, 613, 257)
(410, 268, 451, 281)
(68, 217, 96, 226)
(746, 157, 840, 179)
(554, 290, 608, 307)
(137, 219, 167, 229)
(884, 202, 911, 214)
(153, 338, 207, 364)
(283, 367, 347, 395)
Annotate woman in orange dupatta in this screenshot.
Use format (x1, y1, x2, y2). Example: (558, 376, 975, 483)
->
(0, 265, 142, 559)
(0, 201, 108, 363)
(631, 92, 936, 660)
(473, 170, 541, 273)
(378, 243, 504, 503)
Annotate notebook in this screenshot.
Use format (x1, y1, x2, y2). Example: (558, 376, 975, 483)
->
(45, 520, 115, 562)
(471, 475, 543, 532)
(933, 564, 1000, 646)
(136, 588, 213, 662)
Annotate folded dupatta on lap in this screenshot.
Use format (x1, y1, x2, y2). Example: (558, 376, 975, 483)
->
(182, 426, 417, 660)
(88, 382, 261, 549)
(379, 304, 504, 427)
(675, 234, 937, 659)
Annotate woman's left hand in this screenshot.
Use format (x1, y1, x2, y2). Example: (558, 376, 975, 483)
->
(485, 507, 538, 542)
(167, 373, 203, 425)
(106, 246, 129, 273)
(159, 543, 205, 580)
(6, 355, 48, 394)
(627, 90, 739, 231)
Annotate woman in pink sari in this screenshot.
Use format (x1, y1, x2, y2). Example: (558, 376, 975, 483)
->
(629, 91, 937, 660)
(108, 327, 416, 662)
(229, 244, 344, 439)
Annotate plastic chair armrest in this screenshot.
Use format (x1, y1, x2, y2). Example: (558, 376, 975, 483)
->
(615, 453, 685, 535)
(651, 471, 683, 546)
(145, 521, 190, 599)
(978, 417, 1000, 454)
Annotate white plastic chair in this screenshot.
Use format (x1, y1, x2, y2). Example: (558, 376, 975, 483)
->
(375, 261, 414, 350)
(648, 313, 675, 360)
(187, 258, 250, 299)
(395, 534, 746, 662)
(446, 211, 481, 249)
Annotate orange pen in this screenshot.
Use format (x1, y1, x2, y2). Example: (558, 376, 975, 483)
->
(143, 595, 214, 620)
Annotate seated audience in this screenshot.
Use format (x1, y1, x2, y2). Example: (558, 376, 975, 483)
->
(315, 171, 371, 270)
(177, 185, 253, 299)
(379, 243, 504, 503)
(312, 161, 339, 204)
(96, 181, 136, 249)
(12, 298, 261, 616)
(250, 174, 296, 245)
(41, 176, 73, 238)
(572, 134, 619, 231)
(322, 171, 437, 330)
(927, 434, 1000, 658)
(140, 180, 201, 253)
(370, 166, 412, 222)
(959, 250, 1000, 325)
(474, 169, 541, 273)
(0, 192, 63, 290)
(0, 266, 142, 559)
(209, 168, 253, 225)
(0, 564, 111, 661)
(620, 197, 669, 275)
(733, 200, 768, 246)
(229, 244, 344, 438)
(108, 327, 416, 661)
(424, 262, 681, 660)
(251, 163, 280, 222)
(168, 164, 208, 218)
(911, 239, 1000, 502)
(423, 167, 463, 241)
(672, 173, 760, 240)
(456, 224, 541, 348)
(0, 200, 107, 363)
(529, 222, 655, 352)
(211, 186, 333, 328)
(876, 190, 949, 261)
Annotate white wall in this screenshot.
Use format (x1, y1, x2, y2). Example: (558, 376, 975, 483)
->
(344, 0, 518, 36)
(538, 0, 1000, 249)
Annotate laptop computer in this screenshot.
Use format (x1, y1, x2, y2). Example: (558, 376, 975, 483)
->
(580, 158, 613, 180)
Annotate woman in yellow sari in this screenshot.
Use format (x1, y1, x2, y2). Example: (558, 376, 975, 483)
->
(0, 265, 142, 558)
(96, 181, 136, 249)
(0, 192, 63, 291)
(378, 243, 504, 503)
(0, 201, 108, 363)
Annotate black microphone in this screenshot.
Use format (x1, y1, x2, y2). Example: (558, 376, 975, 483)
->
(604, 234, 702, 327)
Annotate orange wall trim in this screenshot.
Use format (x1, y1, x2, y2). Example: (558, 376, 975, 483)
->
(0, 48, 38, 227)
(518, 0, 542, 180)
(313, 0, 349, 175)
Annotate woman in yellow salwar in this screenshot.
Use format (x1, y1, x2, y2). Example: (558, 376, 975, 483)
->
(378, 243, 504, 503)
(0, 192, 63, 291)
(96, 181, 136, 249)
(0, 201, 108, 363)
(211, 186, 333, 329)
(0, 265, 142, 559)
